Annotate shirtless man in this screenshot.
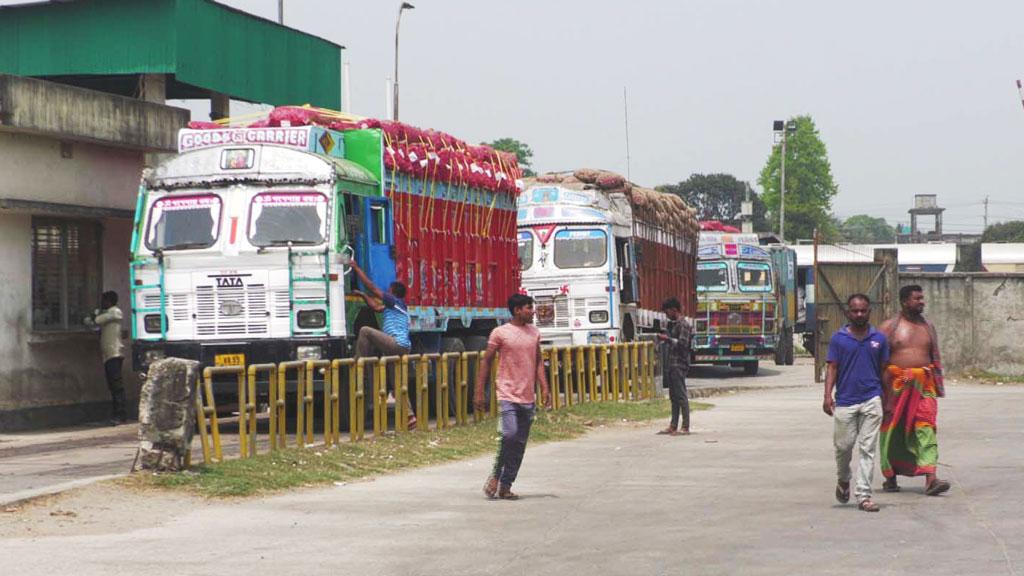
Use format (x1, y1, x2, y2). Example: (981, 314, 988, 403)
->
(878, 285, 950, 496)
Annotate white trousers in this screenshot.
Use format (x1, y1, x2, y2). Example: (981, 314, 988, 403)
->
(834, 395, 882, 503)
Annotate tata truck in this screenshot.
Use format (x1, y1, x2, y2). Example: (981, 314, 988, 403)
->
(692, 232, 796, 375)
(517, 170, 698, 346)
(130, 108, 522, 374)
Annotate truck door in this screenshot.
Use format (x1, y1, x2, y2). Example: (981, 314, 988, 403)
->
(616, 237, 638, 303)
(355, 196, 396, 293)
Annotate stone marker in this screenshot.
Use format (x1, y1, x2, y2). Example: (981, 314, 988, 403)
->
(135, 358, 201, 471)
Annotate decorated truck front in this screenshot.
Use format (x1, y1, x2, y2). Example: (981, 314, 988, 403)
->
(517, 170, 698, 347)
(692, 233, 780, 375)
(131, 107, 522, 373)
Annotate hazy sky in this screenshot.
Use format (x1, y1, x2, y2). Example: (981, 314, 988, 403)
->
(8, 0, 1023, 232)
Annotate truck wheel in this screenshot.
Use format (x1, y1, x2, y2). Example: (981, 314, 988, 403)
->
(774, 343, 785, 366)
(743, 361, 759, 376)
(785, 338, 795, 365)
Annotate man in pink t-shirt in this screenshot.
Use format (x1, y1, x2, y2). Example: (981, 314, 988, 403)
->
(475, 293, 552, 500)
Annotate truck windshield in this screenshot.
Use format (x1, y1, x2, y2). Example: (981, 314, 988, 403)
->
(553, 229, 607, 269)
(518, 231, 534, 271)
(248, 192, 327, 246)
(738, 261, 772, 292)
(697, 262, 728, 292)
(146, 194, 222, 251)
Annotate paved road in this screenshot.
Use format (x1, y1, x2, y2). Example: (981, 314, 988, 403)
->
(0, 359, 815, 505)
(3, 376, 1021, 575)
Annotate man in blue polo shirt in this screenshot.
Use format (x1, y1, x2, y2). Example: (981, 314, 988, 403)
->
(824, 293, 889, 512)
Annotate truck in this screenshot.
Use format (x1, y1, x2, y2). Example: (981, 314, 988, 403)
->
(692, 231, 797, 374)
(516, 170, 698, 346)
(129, 106, 522, 377)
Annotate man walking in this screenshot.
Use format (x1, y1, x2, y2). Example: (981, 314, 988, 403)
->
(824, 293, 887, 512)
(475, 294, 552, 500)
(657, 297, 692, 436)
(87, 291, 126, 426)
(878, 285, 951, 496)
(349, 258, 416, 429)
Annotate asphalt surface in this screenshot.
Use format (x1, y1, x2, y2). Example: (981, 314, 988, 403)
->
(0, 359, 812, 506)
(2, 364, 1021, 576)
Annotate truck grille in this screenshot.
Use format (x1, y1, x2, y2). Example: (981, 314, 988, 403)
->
(194, 283, 269, 337)
(535, 296, 570, 329)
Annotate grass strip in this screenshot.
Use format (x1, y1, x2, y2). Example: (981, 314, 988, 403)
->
(125, 399, 709, 498)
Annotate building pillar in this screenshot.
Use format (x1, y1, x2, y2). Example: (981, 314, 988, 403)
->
(139, 74, 167, 104)
(210, 92, 230, 121)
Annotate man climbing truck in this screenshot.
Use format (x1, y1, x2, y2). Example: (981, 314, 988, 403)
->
(692, 230, 796, 375)
(517, 169, 699, 346)
(130, 106, 522, 378)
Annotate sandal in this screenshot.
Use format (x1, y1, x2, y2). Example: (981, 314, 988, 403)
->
(407, 415, 418, 431)
(498, 486, 520, 500)
(858, 499, 880, 512)
(656, 427, 678, 435)
(835, 481, 850, 504)
(483, 476, 498, 499)
(925, 478, 951, 496)
(882, 478, 901, 493)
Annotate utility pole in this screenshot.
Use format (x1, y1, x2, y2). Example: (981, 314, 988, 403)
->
(393, 2, 415, 121)
(773, 120, 796, 242)
(983, 195, 989, 230)
(278, 0, 283, 24)
(623, 86, 632, 182)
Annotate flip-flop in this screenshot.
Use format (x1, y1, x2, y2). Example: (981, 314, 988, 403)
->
(925, 479, 951, 496)
(835, 482, 850, 504)
(858, 499, 880, 512)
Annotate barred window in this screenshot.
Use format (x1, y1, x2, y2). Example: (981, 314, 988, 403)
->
(31, 218, 102, 331)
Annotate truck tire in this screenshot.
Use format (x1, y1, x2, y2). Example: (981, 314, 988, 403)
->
(785, 337, 795, 365)
(743, 361, 759, 376)
(774, 342, 785, 366)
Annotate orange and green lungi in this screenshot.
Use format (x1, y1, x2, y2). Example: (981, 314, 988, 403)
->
(880, 366, 939, 478)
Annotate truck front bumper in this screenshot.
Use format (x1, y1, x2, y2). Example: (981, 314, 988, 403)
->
(132, 337, 348, 372)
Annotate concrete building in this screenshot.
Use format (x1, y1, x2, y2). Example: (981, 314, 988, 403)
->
(0, 0, 344, 431)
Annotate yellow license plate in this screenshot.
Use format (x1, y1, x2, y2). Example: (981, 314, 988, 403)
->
(215, 353, 246, 367)
(730, 344, 745, 352)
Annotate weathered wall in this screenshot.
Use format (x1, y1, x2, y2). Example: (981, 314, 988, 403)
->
(0, 213, 136, 430)
(900, 273, 1024, 376)
(0, 131, 142, 209)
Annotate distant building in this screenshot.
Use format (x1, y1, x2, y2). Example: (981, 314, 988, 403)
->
(897, 194, 981, 244)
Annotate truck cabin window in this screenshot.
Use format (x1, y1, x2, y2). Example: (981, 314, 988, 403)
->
(553, 229, 607, 269)
(737, 262, 772, 292)
(249, 192, 327, 247)
(146, 195, 222, 251)
(697, 262, 728, 292)
(517, 231, 534, 271)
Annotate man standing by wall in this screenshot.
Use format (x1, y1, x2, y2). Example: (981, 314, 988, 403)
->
(878, 285, 950, 496)
(823, 294, 887, 512)
(475, 294, 552, 500)
(86, 291, 126, 426)
(657, 297, 692, 436)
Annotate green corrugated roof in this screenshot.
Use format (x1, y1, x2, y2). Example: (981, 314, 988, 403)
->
(0, 0, 342, 108)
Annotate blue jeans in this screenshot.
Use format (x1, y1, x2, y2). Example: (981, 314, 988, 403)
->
(492, 400, 536, 488)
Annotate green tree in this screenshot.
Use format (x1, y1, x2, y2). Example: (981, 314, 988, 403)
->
(483, 137, 535, 177)
(839, 215, 896, 243)
(758, 115, 839, 242)
(981, 220, 1024, 242)
(656, 173, 768, 230)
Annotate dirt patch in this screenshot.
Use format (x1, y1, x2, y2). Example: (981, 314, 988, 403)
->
(0, 481, 208, 539)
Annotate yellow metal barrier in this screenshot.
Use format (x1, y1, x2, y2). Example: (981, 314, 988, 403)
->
(374, 356, 400, 436)
(439, 352, 461, 431)
(276, 361, 306, 448)
(395, 355, 413, 433)
(458, 352, 477, 425)
(417, 354, 439, 432)
(545, 347, 561, 410)
(299, 360, 331, 447)
(330, 359, 355, 445)
(243, 364, 276, 458)
(353, 358, 377, 441)
(197, 366, 233, 463)
(561, 347, 574, 406)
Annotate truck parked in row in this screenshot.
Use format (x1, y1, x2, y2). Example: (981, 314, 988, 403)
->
(130, 107, 522, 373)
(692, 231, 796, 374)
(517, 170, 699, 346)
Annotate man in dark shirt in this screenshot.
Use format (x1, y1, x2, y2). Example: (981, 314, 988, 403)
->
(824, 293, 889, 512)
(657, 297, 693, 436)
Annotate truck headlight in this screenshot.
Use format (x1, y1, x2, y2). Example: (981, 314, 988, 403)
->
(589, 310, 609, 323)
(297, 309, 327, 329)
(296, 345, 322, 360)
(144, 314, 164, 334)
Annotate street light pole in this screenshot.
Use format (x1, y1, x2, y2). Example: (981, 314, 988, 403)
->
(780, 130, 787, 242)
(393, 2, 415, 121)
